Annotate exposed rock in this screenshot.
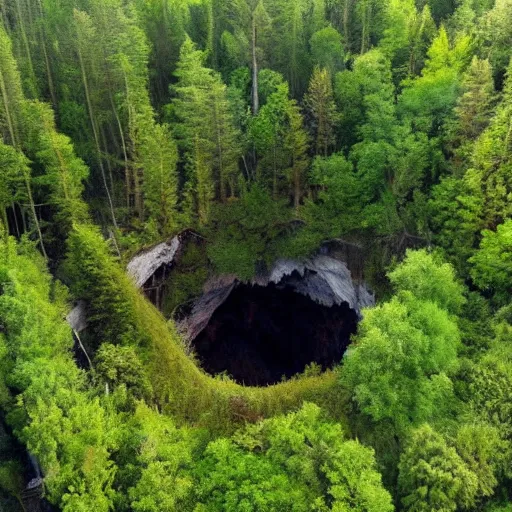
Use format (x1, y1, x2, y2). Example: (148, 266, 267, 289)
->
(180, 255, 374, 344)
(66, 300, 88, 333)
(127, 236, 180, 288)
(67, 236, 374, 346)
(183, 279, 237, 342)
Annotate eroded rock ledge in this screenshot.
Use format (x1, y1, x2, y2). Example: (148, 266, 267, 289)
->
(179, 255, 374, 344)
(68, 235, 374, 349)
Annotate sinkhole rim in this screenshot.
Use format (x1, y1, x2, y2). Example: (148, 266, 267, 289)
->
(189, 281, 360, 387)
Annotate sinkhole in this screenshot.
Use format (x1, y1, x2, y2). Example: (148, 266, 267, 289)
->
(192, 283, 359, 386)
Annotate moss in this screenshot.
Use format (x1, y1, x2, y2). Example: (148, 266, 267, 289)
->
(161, 242, 208, 319)
(133, 285, 349, 434)
(68, 224, 350, 434)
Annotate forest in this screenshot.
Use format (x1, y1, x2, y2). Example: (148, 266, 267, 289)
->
(0, 0, 512, 510)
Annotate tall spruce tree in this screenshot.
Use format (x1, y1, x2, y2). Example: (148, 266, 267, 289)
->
(304, 66, 338, 156)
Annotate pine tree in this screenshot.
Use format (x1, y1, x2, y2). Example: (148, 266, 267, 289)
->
(0, 25, 46, 258)
(221, 0, 270, 115)
(268, 0, 310, 97)
(304, 67, 338, 156)
(285, 98, 309, 211)
(0, 25, 23, 146)
(211, 80, 242, 201)
(455, 57, 495, 141)
(0, 141, 25, 235)
(22, 100, 89, 224)
(74, 8, 119, 233)
(172, 38, 241, 219)
(141, 123, 179, 236)
(448, 57, 495, 173)
(193, 134, 215, 226)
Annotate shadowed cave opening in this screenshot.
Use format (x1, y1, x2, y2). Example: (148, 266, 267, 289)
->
(192, 283, 359, 386)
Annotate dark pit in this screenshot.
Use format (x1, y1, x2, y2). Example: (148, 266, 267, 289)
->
(193, 283, 359, 386)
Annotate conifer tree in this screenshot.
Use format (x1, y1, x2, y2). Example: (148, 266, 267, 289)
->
(140, 123, 179, 236)
(23, 100, 89, 224)
(304, 66, 338, 156)
(211, 80, 243, 201)
(448, 57, 495, 172)
(285, 99, 309, 210)
(0, 25, 46, 257)
(0, 25, 23, 146)
(172, 38, 241, 219)
(0, 141, 25, 235)
(74, 8, 119, 232)
(268, 0, 310, 97)
(461, 59, 512, 231)
(221, 0, 269, 114)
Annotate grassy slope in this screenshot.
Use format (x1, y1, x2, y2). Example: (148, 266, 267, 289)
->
(131, 288, 350, 433)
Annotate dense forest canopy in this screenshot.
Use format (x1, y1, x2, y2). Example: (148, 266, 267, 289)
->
(0, 0, 512, 510)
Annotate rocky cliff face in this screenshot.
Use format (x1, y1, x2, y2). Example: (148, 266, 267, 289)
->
(127, 237, 181, 288)
(67, 238, 374, 385)
(180, 255, 374, 344)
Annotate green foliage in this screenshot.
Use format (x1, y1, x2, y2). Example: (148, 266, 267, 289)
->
(135, 116, 180, 236)
(0, 236, 118, 510)
(206, 184, 291, 279)
(65, 224, 140, 347)
(2, 1, 512, 510)
(193, 403, 393, 511)
(301, 153, 363, 243)
(250, 81, 309, 203)
(128, 404, 196, 512)
(310, 26, 345, 76)
(388, 249, 465, 314)
(95, 344, 153, 402)
(428, 176, 484, 274)
(304, 67, 339, 156)
(398, 425, 478, 512)
(342, 251, 462, 433)
(22, 100, 90, 224)
(162, 242, 208, 318)
(454, 423, 503, 500)
(171, 37, 242, 224)
(470, 220, 512, 305)
(447, 57, 496, 173)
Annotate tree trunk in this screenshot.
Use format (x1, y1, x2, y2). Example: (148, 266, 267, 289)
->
(251, 14, 259, 115)
(14, 0, 37, 97)
(24, 176, 47, 259)
(36, 0, 57, 106)
(77, 45, 119, 234)
(0, 67, 17, 145)
(10, 201, 21, 237)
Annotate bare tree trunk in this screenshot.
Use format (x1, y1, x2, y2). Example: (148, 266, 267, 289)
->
(77, 45, 120, 235)
(24, 176, 47, 259)
(10, 202, 21, 237)
(14, 0, 37, 96)
(36, 0, 57, 106)
(251, 14, 259, 115)
(74, 330, 93, 368)
(0, 68, 17, 145)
